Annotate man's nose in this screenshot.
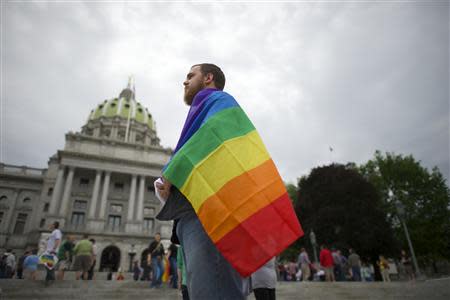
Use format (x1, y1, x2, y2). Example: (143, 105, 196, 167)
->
(183, 80, 188, 86)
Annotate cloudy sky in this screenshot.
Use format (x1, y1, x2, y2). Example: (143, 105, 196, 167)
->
(1, 1, 449, 185)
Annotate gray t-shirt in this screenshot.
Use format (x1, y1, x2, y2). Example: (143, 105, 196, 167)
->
(251, 257, 277, 289)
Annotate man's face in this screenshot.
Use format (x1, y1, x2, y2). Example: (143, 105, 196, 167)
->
(155, 234, 161, 242)
(49, 223, 55, 230)
(183, 66, 206, 105)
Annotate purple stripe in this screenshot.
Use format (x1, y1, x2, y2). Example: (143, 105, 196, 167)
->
(173, 88, 218, 153)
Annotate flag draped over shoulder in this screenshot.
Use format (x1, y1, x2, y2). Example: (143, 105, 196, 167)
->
(163, 88, 303, 276)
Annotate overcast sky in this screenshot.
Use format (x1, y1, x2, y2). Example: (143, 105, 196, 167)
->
(1, 1, 449, 185)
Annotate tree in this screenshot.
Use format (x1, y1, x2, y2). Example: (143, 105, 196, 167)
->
(295, 163, 397, 262)
(359, 151, 450, 265)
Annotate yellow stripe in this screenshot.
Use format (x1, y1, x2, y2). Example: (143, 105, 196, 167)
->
(180, 130, 270, 211)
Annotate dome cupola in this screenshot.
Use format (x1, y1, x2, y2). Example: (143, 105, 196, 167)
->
(80, 77, 160, 146)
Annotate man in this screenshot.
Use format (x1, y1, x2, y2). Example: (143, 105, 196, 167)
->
(177, 246, 189, 300)
(298, 248, 311, 281)
(167, 243, 178, 289)
(45, 221, 62, 281)
(73, 234, 93, 280)
(87, 238, 97, 280)
(3, 249, 16, 278)
(155, 64, 245, 299)
(319, 244, 335, 282)
(348, 248, 361, 281)
(23, 249, 39, 280)
(16, 250, 30, 279)
(56, 235, 75, 280)
(148, 232, 164, 288)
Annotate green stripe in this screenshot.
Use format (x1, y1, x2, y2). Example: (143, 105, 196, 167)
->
(164, 107, 255, 188)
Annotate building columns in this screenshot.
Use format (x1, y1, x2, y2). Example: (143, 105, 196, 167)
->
(88, 170, 102, 219)
(136, 175, 145, 221)
(59, 166, 75, 216)
(127, 175, 137, 221)
(98, 171, 111, 219)
(2, 190, 19, 234)
(49, 167, 65, 214)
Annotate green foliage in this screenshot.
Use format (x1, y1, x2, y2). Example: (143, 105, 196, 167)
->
(295, 163, 397, 261)
(359, 151, 450, 262)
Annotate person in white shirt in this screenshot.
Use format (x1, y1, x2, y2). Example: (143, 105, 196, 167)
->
(45, 221, 62, 281)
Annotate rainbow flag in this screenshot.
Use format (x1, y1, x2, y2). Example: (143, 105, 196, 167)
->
(163, 88, 303, 276)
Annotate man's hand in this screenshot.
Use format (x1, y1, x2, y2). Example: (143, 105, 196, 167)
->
(155, 176, 172, 200)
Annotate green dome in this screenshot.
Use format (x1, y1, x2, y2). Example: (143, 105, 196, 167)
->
(88, 91, 155, 130)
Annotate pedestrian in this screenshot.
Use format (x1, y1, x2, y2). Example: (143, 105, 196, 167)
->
(56, 235, 75, 280)
(319, 244, 335, 282)
(287, 260, 297, 281)
(73, 234, 93, 280)
(361, 261, 373, 282)
(155, 63, 302, 299)
(3, 249, 16, 278)
(348, 248, 361, 281)
(332, 248, 343, 281)
(177, 246, 189, 300)
(378, 255, 390, 282)
(297, 248, 311, 281)
(400, 250, 414, 281)
(87, 239, 97, 280)
(45, 221, 62, 282)
(133, 260, 141, 281)
(148, 232, 164, 288)
(16, 250, 29, 279)
(167, 243, 178, 289)
(23, 249, 39, 280)
(251, 257, 277, 300)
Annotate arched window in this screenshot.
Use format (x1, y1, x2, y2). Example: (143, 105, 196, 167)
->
(23, 197, 31, 204)
(0, 195, 7, 203)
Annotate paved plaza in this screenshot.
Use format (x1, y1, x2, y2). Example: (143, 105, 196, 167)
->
(1, 277, 449, 300)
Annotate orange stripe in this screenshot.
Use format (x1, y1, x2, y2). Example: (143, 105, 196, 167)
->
(197, 159, 286, 242)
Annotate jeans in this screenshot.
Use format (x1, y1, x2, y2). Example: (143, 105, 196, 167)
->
(151, 257, 163, 287)
(176, 212, 245, 300)
(169, 256, 178, 288)
(352, 266, 361, 281)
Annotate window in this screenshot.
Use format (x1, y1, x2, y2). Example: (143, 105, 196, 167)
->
(47, 188, 53, 196)
(138, 108, 143, 113)
(110, 204, 122, 213)
(108, 215, 121, 232)
(71, 212, 85, 229)
(0, 195, 7, 203)
(79, 178, 90, 187)
(23, 197, 31, 204)
(144, 207, 155, 215)
(73, 200, 87, 210)
(143, 218, 154, 231)
(114, 182, 124, 191)
(43, 203, 50, 212)
(0, 211, 4, 225)
(13, 213, 27, 234)
(40, 218, 46, 228)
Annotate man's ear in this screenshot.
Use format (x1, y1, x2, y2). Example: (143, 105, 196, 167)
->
(204, 73, 214, 85)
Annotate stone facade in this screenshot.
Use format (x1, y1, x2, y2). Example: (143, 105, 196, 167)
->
(0, 82, 173, 272)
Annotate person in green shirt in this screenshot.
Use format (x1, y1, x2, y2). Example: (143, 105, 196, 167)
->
(73, 234, 93, 280)
(56, 235, 75, 280)
(177, 246, 189, 300)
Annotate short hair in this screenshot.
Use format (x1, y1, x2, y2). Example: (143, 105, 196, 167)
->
(192, 63, 226, 90)
(53, 221, 60, 229)
(89, 238, 96, 244)
(155, 232, 161, 236)
(31, 249, 38, 255)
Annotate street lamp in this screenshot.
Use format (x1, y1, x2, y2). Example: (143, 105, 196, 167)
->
(389, 189, 422, 279)
(128, 244, 136, 272)
(309, 230, 319, 264)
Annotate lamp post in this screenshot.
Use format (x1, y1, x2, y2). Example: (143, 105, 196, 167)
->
(309, 230, 319, 264)
(128, 244, 136, 272)
(389, 189, 422, 279)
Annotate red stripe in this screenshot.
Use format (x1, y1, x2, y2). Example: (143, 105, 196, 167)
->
(215, 192, 303, 277)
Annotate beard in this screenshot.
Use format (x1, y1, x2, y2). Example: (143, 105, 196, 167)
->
(184, 81, 205, 106)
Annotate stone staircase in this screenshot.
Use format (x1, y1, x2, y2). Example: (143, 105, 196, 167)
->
(1, 277, 449, 300)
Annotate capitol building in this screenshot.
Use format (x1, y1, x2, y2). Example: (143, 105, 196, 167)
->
(0, 80, 173, 272)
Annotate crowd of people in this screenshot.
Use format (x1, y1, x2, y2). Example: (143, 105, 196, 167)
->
(277, 245, 416, 283)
